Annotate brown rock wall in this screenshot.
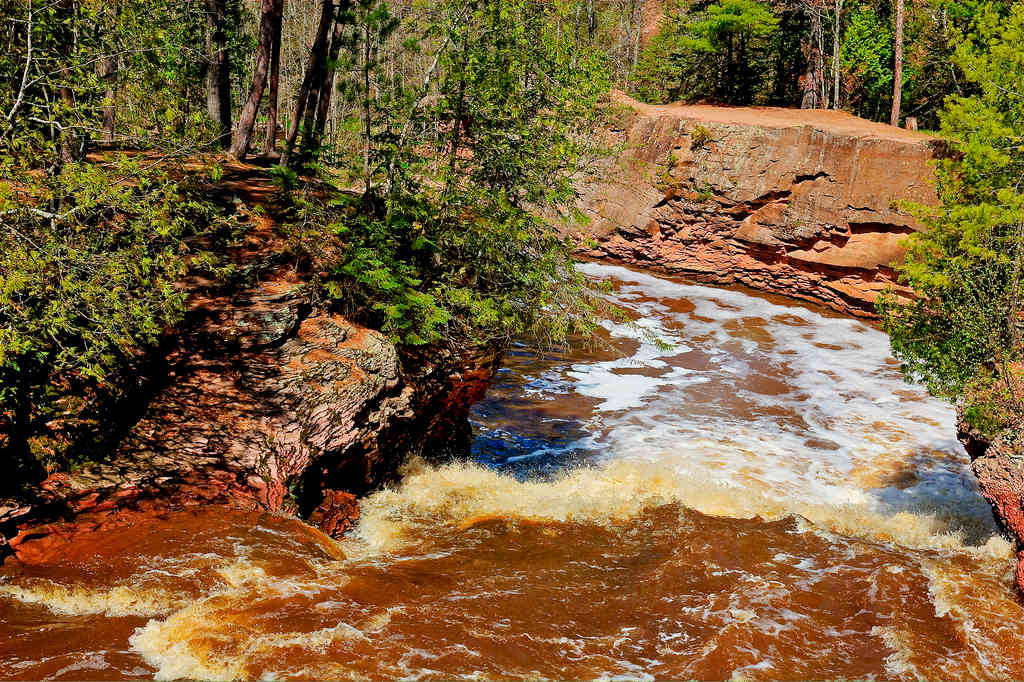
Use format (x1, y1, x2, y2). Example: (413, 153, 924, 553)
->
(959, 418, 1024, 591)
(574, 93, 944, 317)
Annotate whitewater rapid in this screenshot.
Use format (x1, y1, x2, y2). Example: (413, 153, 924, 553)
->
(2, 262, 1021, 682)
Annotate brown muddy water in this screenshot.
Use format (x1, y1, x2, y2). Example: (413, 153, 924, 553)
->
(2, 262, 1022, 681)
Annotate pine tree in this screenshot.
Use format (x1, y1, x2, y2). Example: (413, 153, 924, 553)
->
(880, 2, 1024, 436)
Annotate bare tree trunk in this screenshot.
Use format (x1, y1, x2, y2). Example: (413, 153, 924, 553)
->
(362, 17, 371, 195)
(801, 8, 822, 109)
(832, 0, 842, 110)
(56, 0, 78, 163)
(890, 0, 904, 126)
(311, 17, 347, 151)
(98, 55, 117, 142)
(629, 0, 642, 89)
(280, 0, 335, 168)
(263, 0, 283, 155)
(444, 36, 470, 207)
(205, 0, 232, 149)
(818, 12, 827, 108)
(231, 0, 283, 159)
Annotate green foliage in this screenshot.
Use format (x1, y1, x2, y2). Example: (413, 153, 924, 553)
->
(840, 5, 894, 120)
(0, 0, 243, 480)
(879, 2, 1024, 434)
(962, 366, 1024, 439)
(289, 0, 614, 348)
(691, 124, 714, 149)
(0, 154, 228, 476)
(632, 0, 780, 105)
(694, 0, 780, 52)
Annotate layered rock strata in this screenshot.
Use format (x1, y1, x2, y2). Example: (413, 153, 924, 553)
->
(574, 93, 945, 317)
(959, 416, 1024, 591)
(0, 171, 500, 562)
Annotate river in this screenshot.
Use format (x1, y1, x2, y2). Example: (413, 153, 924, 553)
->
(2, 262, 1021, 680)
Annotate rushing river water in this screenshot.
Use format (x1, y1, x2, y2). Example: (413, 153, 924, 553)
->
(2, 262, 1023, 681)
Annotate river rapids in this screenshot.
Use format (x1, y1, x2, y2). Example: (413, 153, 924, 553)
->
(2, 263, 1021, 681)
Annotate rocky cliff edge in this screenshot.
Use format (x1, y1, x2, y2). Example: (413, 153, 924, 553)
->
(574, 92, 945, 317)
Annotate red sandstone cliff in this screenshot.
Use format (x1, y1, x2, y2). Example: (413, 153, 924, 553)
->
(574, 93, 945, 317)
(0, 166, 501, 563)
(959, 398, 1024, 592)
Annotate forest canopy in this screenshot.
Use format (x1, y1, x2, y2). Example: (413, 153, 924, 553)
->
(0, 0, 614, 480)
(1, 0, 1022, 480)
(631, 0, 996, 130)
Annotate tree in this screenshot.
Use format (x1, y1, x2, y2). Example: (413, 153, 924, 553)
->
(0, 0, 232, 482)
(840, 4, 894, 121)
(801, 2, 824, 108)
(879, 2, 1024, 437)
(292, 0, 615, 347)
(231, 0, 284, 159)
(280, 0, 337, 168)
(263, 0, 283, 155)
(0, 162, 209, 484)
(891, 0, 904, 125)
(831, 0, 843, 108)
(632, 0, 780, 105)
(205, 0, 233, 149)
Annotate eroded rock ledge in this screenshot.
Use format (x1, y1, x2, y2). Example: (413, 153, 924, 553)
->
(959, 418, 1024, 591)
(574, 93, 944, 317)
(0, 176, 501, 563)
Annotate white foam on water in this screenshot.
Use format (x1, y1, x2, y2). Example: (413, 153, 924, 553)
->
(8, 262, 1015, 682)
(553, 262, 996, 541)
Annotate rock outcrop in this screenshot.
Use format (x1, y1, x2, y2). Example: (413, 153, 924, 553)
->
(577, 97, 1024, 594)
(574, 93, 944, 317)
(959, 415, 1024, 591)
(0, 168, 501, 563)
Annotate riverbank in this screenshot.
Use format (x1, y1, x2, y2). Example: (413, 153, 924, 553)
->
(3, 262, 1020, 681)
(0, 161, 502, 563)
(571, 95, 1024, 590)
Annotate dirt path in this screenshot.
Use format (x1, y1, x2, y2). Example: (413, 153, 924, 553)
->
(611, 90, 936, 143)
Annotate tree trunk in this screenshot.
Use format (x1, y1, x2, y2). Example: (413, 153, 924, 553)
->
(280, 0, 335, 168)
(444, 36, 470, 207)
(890, 0, 904, 126)
(55, 0, 78, 163)
(630, 0, 642, 88)
(98, 55, 117, 143)
(263, 0, 283, 156)
(725, 33, 734, 102)
(230, 0, 283, 159)
(801, 9, 822, 109)
(311, 17, 347, 151)
(362, 18, 371, 195)
(832, 0, 842, 109)
(205, 0, 232, 149)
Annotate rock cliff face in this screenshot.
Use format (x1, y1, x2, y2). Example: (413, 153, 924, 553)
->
(0, 171, 501, 564)
(959, 417, 1024, 591)
(574, 93, 944, 317)
(577, 98, 1024, 592)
